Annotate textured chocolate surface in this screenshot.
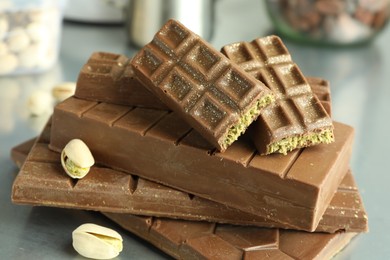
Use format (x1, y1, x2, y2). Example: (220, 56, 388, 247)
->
(222, 35, 334, 155)
(75, 52, 166, 109)
(77, 51, 332, 117)
(11, 128, 368, 233)
(131, 19, 274, 151)
(49, 96, 353, 231)
(103, 213, 357, 260)
(307, 77, 332, 116)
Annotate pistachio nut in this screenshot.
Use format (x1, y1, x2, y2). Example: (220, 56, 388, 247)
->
(72, 223, 123, 259)
(61, 139, 94, 179)
(51, 82, 76, 102)
(26, 90, 53, 116)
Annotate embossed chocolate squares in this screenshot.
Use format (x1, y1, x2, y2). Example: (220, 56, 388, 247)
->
(222, 35, 334, 155)
(103, 213, 358, 259)
(131, 19, 274, 152)
(223, 35, 291, 70)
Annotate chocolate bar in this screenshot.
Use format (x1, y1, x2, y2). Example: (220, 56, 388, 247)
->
(131, 19, 275, 151)
(49, 95, 353, 231)
(11, 134, 362, 258)
(11, 125, 368, 233)
(76, 50, 332, 116)
(221, 35, 334, 155)
(307, 77, 332, 116)
(103, 213, 357, 259)
(10, 137, 36, 168)
(75, 52, 166, 109)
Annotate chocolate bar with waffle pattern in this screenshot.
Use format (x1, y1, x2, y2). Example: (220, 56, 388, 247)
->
(131, 19, 275, 151)
(75, 52, 332, 116)
(221, 35, 334, 155)
(75, 52, 166, 109)
(104, 212, 357, 259)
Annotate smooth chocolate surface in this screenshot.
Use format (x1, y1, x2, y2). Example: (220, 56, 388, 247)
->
(131, 19, 274, 151)
(11, 129, 368, 233)
(10, 137, 36, 169)
(49, 96, 353, 231)
(222, 35, 334, 155)
(75, 52, 166, 109)
(103, 213, 357, 260)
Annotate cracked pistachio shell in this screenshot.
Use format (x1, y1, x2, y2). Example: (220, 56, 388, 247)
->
(61, 139, 94, 179)
(72, 223, 123, 259)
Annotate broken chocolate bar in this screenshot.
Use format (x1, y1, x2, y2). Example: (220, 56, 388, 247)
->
(11, 125, 368, 233)
(221, 35, 334, 155)
(49, 96, 353, 231)
(103, 213, 357, 259)
(131, 19, 275, 151)
(307, 77, 332, 116)
(76, 51, 332, 116)
(75, 52, 166, 109)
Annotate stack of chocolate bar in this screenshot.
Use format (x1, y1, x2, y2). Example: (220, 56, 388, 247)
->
(11, 19, 368, 259)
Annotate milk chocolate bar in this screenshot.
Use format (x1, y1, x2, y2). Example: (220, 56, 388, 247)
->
(131, 19, 275, 151)
(221, 35, 334, 155)
(49, 96, 353, 231)
(77, 51, 332, 117)
(11, 126, 368, 233)
(103, 213, 357, 259)
(307, 77, 332, 116)
(11, 135, 361, 258)
(10, 137, 36, 168)
(75, 52, 166, 109)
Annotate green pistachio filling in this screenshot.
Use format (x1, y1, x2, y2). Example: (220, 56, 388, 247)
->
(222, 94, 275, 149)
(266, 129, 334, 155)
(65, 159, 90, 177)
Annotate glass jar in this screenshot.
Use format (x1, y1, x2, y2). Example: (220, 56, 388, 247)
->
(125, 0, 215, 48)
(265, 0, 389, 46)
(0, 0, 66, 76)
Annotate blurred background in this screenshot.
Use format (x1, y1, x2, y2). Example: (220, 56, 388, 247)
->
(1, 0, 389, 259)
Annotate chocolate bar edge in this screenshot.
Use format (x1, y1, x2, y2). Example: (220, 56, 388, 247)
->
(102, 212, 359, 260)
(11, 127, 367, 233)
(48, 97, 354, 231)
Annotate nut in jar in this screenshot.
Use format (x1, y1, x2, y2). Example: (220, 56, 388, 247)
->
(0, 0, 66, 75)
(265, 0, 389, 46)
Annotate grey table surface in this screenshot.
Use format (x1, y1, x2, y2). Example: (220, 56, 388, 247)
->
(1, 0, 389, 259)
